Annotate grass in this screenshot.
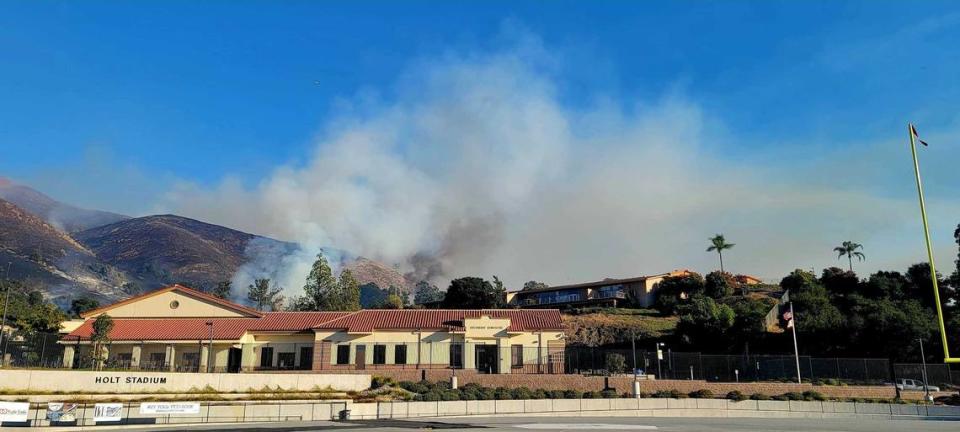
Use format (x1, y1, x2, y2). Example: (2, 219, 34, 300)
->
(563, 309, 677, 345)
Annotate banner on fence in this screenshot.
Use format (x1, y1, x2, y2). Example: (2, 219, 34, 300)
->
(140, 402, 200, 415)
(93, 403, 123, 422)
(46, 403, 78, 422)
(0, 402, 30, 423)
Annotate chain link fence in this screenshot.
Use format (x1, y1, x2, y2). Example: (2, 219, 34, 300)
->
(0, 330, 63, 368)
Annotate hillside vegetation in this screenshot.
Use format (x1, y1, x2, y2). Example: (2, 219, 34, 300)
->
(563, 308, 678, 346)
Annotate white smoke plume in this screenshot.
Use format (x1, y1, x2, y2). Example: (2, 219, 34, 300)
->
(162, 35, 960, 295)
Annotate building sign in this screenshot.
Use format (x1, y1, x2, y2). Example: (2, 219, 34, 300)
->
(0, 402, 29, 423)
(46, 403, 78, 422)
(93, 403, 123, 422)
(139, 402, 200, 415)
(94, 376, 167, 384)
(463, 316, 510, 338)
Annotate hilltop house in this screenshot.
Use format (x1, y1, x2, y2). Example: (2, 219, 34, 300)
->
(506, 270, 693, 309)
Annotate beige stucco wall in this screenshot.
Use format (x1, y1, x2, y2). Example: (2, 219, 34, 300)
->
(85, 291, 251, 318)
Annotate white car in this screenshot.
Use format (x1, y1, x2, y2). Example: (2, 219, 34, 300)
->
(895, 378, 939, 392)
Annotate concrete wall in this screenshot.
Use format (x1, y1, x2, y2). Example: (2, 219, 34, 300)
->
(12, 398, 960, 427)
(0, 370, 370, 393)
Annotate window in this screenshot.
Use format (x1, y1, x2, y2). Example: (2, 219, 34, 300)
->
(148, 352, 165, 368)
(395, 345, 407, 365)
(336, 345, 350, 365)
(169, 300, 179, 309)
(511, 345, 524, 369)
(115, 353, 132, 366)
(372, 345, 386, 364)
(449, 343, 463, 368)
(277, 352, 295, 369)
(182, 352, 199, 368)
(260, 347, 274, 368)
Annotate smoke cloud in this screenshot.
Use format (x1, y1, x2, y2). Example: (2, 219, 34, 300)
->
(161, 36, 960, 294)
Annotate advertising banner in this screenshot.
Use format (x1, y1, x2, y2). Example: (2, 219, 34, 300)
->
(46, 403, 78, 422)
(92, 403, 123, 422)
(0, 402, 29, 423)
(139, 402, 200, 415)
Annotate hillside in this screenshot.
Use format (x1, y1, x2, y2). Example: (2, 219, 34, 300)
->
(0, 198, 129, 302)
(0, 177, 129, 232)
(563, 309, 678, 346)
(74, 214, 292, 291)
(346, 257, 412, 293)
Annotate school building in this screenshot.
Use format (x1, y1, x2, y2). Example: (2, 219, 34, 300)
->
(60, 284, 565, 374)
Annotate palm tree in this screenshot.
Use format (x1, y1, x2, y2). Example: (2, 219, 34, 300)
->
(706, 234, 735, 273)
(834, 241, 865, 272)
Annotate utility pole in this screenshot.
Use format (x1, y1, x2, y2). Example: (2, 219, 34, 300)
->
(206, 321, 214, 373)
(655, 342, 664, 380)
(790, 302, 801, 384)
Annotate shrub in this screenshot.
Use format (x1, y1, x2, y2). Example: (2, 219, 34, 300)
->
(653, 390, 673, 398)
(605, 353, 627, 375)
(772, 394, 789, 401)
(512, 387, 535, 400)
(420, 391, 442, 401)
(371, 376, 396, 389)
(549, 390, 566, 399)
(459, 390, 478, 400)
(441, 389, 461, 401)
(583, 390, 603, 399)
(401, 381, 429, 394)
(564, 390, 583, 399)
(601, 389, 618, 399)
(670, 389, 687, 399)
(726, 390, 747, 401)
(782, 392, 803, 401)
(689, 389, 714, 399)
(749, 393, 770, 401)
(802, 390, 825, 401)
(479, 387, 497, 400)
(494, 387, 514, 400)
(533, 389, 548, 400)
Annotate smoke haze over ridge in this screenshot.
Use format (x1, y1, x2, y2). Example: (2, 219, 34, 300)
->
(155, 34, 960, 294)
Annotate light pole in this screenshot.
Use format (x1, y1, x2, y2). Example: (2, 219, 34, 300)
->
(918, 338, 930, 401)
(206, 321, 214, 373)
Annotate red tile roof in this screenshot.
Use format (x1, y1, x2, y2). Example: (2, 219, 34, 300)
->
(312, 309, 563, 333)
(64, 312, 351, 341)
(79, 284, 264, 318)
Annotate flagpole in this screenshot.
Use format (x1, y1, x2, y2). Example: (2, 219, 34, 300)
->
(789, 302, 801, 384)
(908, 123, 955, 363)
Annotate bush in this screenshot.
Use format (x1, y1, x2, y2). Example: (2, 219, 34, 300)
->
(459, 389, 477, 400)
(726, 390, 747, 401)
(802, 390, 825, 401)
(533, 389, 548, 400)
(749, 393, 770, 401)
(564, 390, 583, 399)
(400, 381, 429, 394)
(772, 394, 789, 401)
(371, 376, 396, 389)
(479, 387, 497, 400)
(495, 387, 514, 400)
(549, 390, 566, 399)
(583, 390, 603, 399)
(441, 389, 461, 401)
(653, 390, 673, 398)
(601, 389, 619, 399)
(782, 392, 803, 401)
(420, 391, 442, 401)
(689, 389, 714, 399)
(512, 387, 535, 400)
(605, 353, 627, 375)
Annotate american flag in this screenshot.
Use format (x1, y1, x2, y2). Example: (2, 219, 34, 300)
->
(783, 310, 794, 328)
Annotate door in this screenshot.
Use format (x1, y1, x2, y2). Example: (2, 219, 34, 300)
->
(476, 345, 498, 374)
(355, 345, 366, 370)
(299, 346, 314, 370)
(227, 348, 242, 373)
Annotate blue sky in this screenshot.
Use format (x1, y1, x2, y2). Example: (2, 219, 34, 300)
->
(2, 1, 959, 284)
